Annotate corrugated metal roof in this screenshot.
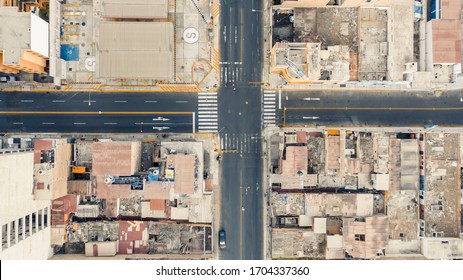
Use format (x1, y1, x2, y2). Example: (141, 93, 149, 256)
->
(102, 0, 168, 19)
(166, 154, 195, 195)
(430, 0, 462, 64)
(98, 22, 173, 79)
(92, 142, 137, 176)
(432, 19, 462, 64)
(281, 146, 308, 176)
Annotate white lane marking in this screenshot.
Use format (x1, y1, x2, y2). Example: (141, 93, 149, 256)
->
(278, 89, 282, 109)
(192, 112, 195, 134)
(303, 98, 321, 101)
(176, 101, 188, 103)
(302, 116, 319, 120)
(74, 122, 86, 125)
(114, 100, 127, 103)
(198, 118, 218, 122)
(42, 122, 55, 125)
(21, 100, 34, 103)
(83, 100, 96, 103)
(198, 99, 217, 103)
(52, 100, 65, 103)
(13, 122, 23, 125)
(145, 100, 158, 103)
(223, 25, 227, 43)
(104, 123, 118, 125)
(219, 62, 242, 65)
(198, 107, 218, 110)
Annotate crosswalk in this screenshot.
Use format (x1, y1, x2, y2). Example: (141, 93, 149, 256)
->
(219, 133, 261, 154)
(220, 64, 242, 86)
(262, 90, 277, 125)
(197, 92, 218, 133)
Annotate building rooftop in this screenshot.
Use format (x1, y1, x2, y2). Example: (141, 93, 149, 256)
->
(387, 191, 419, 241)
(424, 133, 461, 238)
(0, 7, 48, 74)
(101, 0, 168, 19)
(343, 216, 389, 259)
(97, 22, 174, 80)
(33, 139, 71, 201)
(272, 229, 325, 259)
(92, 141, 141, 200)
(400, 139, 419, 190)
(421, 237, 463, 259)
(281, 145, 308, 176)
(166, 154, 196, 195)
(431, 0, 462, 64)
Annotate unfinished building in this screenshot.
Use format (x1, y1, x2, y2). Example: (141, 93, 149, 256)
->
(67, 221, 212, 256)
(423, 133, 461, 238)
(271, 0, 415, 83)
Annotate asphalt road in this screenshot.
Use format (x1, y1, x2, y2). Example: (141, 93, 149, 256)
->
(218, 0, 264, 260)
(278, 88, 463, 127)
(0, 91, 197, 133)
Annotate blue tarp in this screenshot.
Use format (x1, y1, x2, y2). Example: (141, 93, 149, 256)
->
(148, 173, 159, 182)
(60, 44, 79, 61)
(419, 175, 425, 191)
(429, 0, 440, 20)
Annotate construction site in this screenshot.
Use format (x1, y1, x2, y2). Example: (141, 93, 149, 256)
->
(266, 128, 463, 259)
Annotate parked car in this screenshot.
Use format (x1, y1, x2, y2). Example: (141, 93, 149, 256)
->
(219, 230, 226, 249)
(0, 76, 16, 83)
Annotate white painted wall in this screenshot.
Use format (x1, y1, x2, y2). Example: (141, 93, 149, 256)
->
(30, 13, 49, 58)
(0, 152, 52, 260)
